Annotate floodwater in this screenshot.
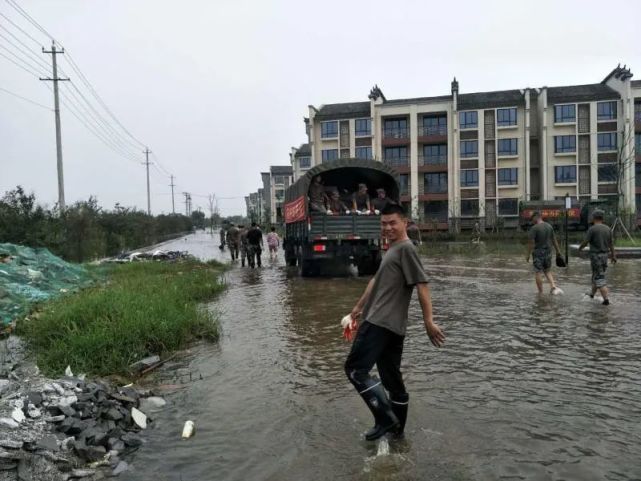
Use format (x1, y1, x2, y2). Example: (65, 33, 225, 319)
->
(127, 231, 641, 481)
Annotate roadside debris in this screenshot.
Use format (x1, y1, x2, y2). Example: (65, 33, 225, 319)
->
(106, 249, 193, 264)
(0, 337, 167, 480)
(181, 420, 194, 439)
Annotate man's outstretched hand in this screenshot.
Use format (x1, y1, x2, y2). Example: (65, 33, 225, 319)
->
(425, 321, 445, 347)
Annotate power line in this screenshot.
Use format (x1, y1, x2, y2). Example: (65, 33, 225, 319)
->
(58, 84, 140, 163)
(0, 25, 50, 71)
(0, 85, 50, 110)
(0, 49, 41, 77)
(0, 11, 44, 47)
(0, 42, 45, 77)
(5, 1, 155, 159)
(63, 81, 141, 159)
(5, 0, 56, 42)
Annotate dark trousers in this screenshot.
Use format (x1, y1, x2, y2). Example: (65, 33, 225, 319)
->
(344, 321, 407, 401)
(248, 245, 262, 268)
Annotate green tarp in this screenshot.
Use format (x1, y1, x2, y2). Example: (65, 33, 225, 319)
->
(0, 243, 92, 327)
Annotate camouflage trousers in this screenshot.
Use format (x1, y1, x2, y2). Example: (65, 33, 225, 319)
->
(590, 253, 609, 288)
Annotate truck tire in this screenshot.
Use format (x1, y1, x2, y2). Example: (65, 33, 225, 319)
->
(357, 255, 379, 276)
(300, 259, 320, 277)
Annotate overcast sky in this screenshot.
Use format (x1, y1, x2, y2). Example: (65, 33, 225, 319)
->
(1, 0, 640, 216)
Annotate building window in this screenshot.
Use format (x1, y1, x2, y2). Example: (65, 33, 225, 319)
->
(554, 104, 576, 123)
(423, 144, 447, 164)
(425, 173, 448, 193)
(636, 163, 641, 188)
(321, 121, 338, 138)
(554, 135, 576, 153)
(496, 108, 517, 127)
(460, 199, 479, 216)
(355, 118, 371, 136)
(498, 167, 518, 186)
(597, 132, 617, 151)
(273, 175, 286, 185)
(459, 111, 478, 129)
(384, 146, 408, 166)
(399, 174, 409, 195)
(460, 140, 478, 158)
(321, 149, 338, 162)
(497, 138, 518, 156)
(383, 118, 408, 138)
(423, 115, 447, 135)
(598, 164, 618, 183)
(355, 146, 373, 159)
(597, 101, 617, 121)
(424, 200, 448, 221)
(554, 165, 577, 183)
(636, 133, 641, 154)
(298, 156, 311, 168)
(460, 169, 479, 187)
(498, 198, 519, 215)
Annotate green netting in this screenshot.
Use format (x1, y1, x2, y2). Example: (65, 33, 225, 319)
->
(0, 243, 93, 326)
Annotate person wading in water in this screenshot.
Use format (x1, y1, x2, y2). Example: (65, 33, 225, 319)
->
(344, 203, 445, 441)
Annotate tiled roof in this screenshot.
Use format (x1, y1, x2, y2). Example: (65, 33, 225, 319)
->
(294, 143, 311, 157)
(458, 89, 525, 110)
(547, 84, 619, 103)
(315, 102, 370, 120)
(270, 165, 293, 175)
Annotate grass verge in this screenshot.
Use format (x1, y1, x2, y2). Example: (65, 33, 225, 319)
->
(19, 260, 226, 377)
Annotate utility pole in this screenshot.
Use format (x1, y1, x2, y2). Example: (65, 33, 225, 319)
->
(142, 148, 152, 215)
(183, 192, 190, 216)
(169, 175, 176, 214)
(40, 41, 69, 210)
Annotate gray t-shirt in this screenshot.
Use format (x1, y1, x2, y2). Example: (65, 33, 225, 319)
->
(362, 240, 429, 336)
(528, 222, 554, 250)
(585, 223, 612, 254)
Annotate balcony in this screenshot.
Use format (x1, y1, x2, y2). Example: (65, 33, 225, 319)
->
(382, 127, 410, 146)
(418, 154, 447, 172)
(383, 156, 410, 170)
(418, 124, 447, 144)
(418, 186, 447, 202)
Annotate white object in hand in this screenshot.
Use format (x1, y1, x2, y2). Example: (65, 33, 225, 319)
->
(182, 420, 195, 439)
(551, 287, 564, 295)
(374, 209, 380, 215)
(340, 314, 353, 329)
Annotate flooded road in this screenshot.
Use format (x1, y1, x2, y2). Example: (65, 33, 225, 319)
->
(128, 231, 641, 481)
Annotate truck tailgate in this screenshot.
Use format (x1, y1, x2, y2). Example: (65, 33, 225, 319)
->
(309, 214, 381, 238)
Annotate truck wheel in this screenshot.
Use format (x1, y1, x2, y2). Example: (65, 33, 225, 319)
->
(300, 259, 319, 277)
(357, 256, 378, 276)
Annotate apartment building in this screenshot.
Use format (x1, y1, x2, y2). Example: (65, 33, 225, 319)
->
(245, 191, 263, 224)
(290, 143, 311, 182)
(301, 65, 641, 229)
(260, 166, 293, 225)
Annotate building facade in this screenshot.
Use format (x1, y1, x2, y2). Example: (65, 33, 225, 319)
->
(301, 66, 641, 229)
(259, 166, 293, 225)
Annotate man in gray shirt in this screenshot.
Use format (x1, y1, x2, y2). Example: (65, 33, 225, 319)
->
(344, 204, 445, 441)
(525, 211, 562, 294)
(578, 210, 617, 305)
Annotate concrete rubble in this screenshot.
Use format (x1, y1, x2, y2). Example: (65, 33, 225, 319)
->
(0, 337, 167, 481)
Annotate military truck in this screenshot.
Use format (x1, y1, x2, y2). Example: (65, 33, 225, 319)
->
(283, 158, 399, 277)
(519, 199, 614, 231)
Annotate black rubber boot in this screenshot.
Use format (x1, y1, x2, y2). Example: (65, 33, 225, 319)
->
(358, 379, 399, 441)
(390, 393, 409, 439)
